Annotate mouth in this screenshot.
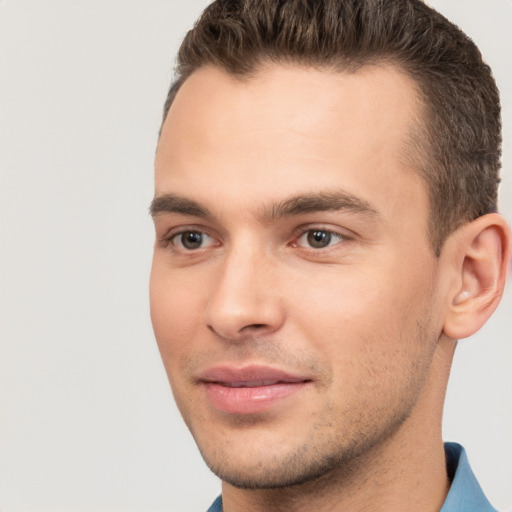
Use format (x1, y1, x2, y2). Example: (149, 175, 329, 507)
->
(199, 365, 312, 414)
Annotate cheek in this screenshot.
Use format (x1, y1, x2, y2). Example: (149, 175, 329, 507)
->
(149, 261, 206, 363)
(290, 267, 386, 343)
(289, 264, 435, 372)
(289, 269, 436, 427)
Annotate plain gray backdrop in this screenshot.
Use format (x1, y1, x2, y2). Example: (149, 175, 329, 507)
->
(1, 1, 511, 511)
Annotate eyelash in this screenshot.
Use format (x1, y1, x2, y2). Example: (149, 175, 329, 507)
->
(161, 229, 218, 251)
(161, 226, 350, 254)
(292, 227, 348, 250)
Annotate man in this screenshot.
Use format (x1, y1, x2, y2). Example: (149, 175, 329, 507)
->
(149, 1, 511, 511)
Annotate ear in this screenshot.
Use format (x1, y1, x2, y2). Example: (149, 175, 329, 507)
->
(442, 213, 511, 340)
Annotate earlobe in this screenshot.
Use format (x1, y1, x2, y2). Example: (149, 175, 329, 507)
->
(443, 213, 511, 340)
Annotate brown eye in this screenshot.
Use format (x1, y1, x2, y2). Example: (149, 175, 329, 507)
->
(307, 230, 332, 248)
(181, 231, 203, 249)
(172, 231, 216, 250)
(295, 229, 345, 250)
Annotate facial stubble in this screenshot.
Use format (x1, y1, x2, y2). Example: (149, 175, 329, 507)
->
(185, 313, 439, 492)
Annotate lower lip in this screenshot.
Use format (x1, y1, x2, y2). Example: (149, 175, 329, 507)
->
(204, 382, 308, 414)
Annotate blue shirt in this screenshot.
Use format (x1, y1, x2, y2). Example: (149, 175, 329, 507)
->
(440, 443, 496, 512)
(206, 443, 496, 512)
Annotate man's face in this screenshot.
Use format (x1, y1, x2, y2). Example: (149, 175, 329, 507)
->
(150, 64, 445, 488)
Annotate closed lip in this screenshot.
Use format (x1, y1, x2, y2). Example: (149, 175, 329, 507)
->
(199, 364, 313, 414)
(199, 364, 313, 387)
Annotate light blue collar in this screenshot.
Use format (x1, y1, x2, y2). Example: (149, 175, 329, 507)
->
(440, 442, 496, 512)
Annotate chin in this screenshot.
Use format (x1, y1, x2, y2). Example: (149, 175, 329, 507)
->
(203, 453, 342, 490)
(190, 393, 418, 491)
(195, 428, 386, 490)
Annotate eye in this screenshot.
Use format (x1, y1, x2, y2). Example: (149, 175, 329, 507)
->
(171, 230, 217, 251)
(296, 229, 345, 249)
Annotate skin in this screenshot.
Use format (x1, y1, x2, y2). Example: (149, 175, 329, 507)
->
(150, 64, 510, 512)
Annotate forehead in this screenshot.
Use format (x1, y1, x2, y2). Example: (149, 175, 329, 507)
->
(160, 63, 421, 148)
(155, 63, 427, 223)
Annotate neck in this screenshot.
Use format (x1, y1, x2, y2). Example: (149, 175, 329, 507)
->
(221, 338, 456, 512)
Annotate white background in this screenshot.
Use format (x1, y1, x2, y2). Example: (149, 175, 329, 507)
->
(0, 1, 510, 511)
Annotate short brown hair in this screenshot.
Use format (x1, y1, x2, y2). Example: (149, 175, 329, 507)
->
(161, 0, 501, 255)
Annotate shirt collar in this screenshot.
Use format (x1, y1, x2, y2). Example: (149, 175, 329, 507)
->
(440, 442, 497, 512)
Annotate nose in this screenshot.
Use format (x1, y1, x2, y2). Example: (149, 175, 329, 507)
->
(203, 244, 285, 341)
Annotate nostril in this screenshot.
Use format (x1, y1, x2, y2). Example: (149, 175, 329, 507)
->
(244, 323, 267, 331)
(206, 322, 270, 342)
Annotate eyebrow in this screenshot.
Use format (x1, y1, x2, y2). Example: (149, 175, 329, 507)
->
(150, 194, 212, 218)
(264, 191, 379, 221)
(149, 191, 379, 221)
